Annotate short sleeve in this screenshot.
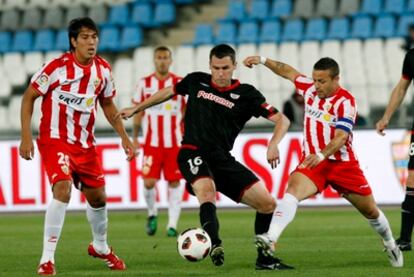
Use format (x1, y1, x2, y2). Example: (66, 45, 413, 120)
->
(402, 50, 414, 80)
(100, 66, 116, 98)
(335, 99, 356, 133)
(30, 59, 60, 95)
(132, 78, 145, 104)
(294, 75, 314, 97)
(249, 88, 279, 118)
(173, 73, 195, 96)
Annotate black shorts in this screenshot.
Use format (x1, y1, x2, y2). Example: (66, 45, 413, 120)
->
(409, 128, 414, 169)
(177, 147, 259, 203)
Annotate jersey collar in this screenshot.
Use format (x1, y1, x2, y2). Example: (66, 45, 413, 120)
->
(210, 79, 240, 92)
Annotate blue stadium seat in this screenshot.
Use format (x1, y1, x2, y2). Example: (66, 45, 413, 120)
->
(192, 24, 214, 45)
(99, 26, 120, 52)
(384, 0, 406, 14)
(131, 3, 154, 27)
(359, 0, 383, 15)
(238, 21, 259, 43)
(175, 0, 194, 4)
(304, 18, 327, 41)
(55, 29, 68, 51)
(120, 25, 143, 50)
(373, 15, 396, 38)
(351, 16, 373, 39)
(0, 32, 12, 53)
(224, 0, 247, 21)
(34, 30, 55, 52)
(327, 18, 350, 40)
(270, 0, 292, 19)
(12, 31, 33, 53)
(408, 0, 414, 11)
(259, 20, 281, 42)
(250, 0, 269, 21)
(154, 3, 176, 25)
(215, 22, 237, 44)
(281, 19, 303, 42)
(107, 4, 130, 26)
(397, 14, 414, 36)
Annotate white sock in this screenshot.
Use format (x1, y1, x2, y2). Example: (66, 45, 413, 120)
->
(40, 199, 68, 264)
(267, 193, 299, 242)
(167, 185, 182, 229)
(368, 209, 396, 248)
(144, 187, 157, 217)
(86, 203, 110, 255)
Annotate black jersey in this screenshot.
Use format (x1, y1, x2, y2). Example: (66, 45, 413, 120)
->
(173, 72, 278, 151)
(403, 49, 414, 80)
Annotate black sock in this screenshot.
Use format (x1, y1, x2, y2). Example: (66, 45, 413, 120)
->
(200, 202, 221, 246)
(255, 212, 273, 262)
(400, 187, 414, 242)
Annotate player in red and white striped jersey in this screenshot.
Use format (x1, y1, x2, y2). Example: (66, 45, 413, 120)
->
(243, 56, 403, 267)
(19, 18, 135, 275)
(131, 46, 185, 237)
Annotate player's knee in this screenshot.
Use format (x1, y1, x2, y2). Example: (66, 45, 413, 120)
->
(363, 206, 379, 219)
(52, 180, 72, 203)
(406, 173, 414, 188)
(168, 181, 180, 188)
(144, 179, 157, 189)
(257, 198, 276, 214)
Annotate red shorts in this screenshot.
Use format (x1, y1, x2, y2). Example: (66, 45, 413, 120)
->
(37, 139, 105, 188)
(293, 158, 372, 196)
(142, 146, 181, 182)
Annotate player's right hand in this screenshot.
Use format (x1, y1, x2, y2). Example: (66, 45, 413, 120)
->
(19, 138, 34, 160)
(375, 118, 389, 136)
(115, 106, 137, 120)
(243, 56, 260, 68)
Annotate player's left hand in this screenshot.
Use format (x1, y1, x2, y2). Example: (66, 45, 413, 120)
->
(267, 142, 280, 169)
(243, 56, 260, 68)
(122, 138, 137, 161)
(115, 106, 137, 120)
(299, 154, 322, 169)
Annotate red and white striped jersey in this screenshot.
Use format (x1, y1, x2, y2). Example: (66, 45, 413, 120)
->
(31, 52, 115, 148)
(294, 75, 358, 162)
(132, 73, 185, 148)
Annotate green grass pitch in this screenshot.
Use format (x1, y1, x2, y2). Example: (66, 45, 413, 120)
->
(0, 207, 412, 276)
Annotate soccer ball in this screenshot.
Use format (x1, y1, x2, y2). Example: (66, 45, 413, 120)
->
(177, 228, 211, 262)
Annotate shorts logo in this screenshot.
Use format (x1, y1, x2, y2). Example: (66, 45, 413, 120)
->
(142, 155, 153, 176)
(190, 166, 199, 175)
(61, 165, 69, 175)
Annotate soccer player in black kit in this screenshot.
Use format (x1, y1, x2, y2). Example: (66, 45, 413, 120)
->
(376, 48, 414, 251)
(117, 44, 292, 270)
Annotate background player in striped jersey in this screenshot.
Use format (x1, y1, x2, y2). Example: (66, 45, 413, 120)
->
(243, 56, 403, 268)
(376, 48, 414, 252)
(19, 17, 135, 275)
(132, 46, 185, 237)
(117, 44, 292, 270)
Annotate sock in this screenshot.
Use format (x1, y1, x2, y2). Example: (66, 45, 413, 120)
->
(167, 185, 182, 230)
(40, 199, 68, 264)
(199, 202, 221, 246)
(267, 193, 299, 242)
(255, 212, 273, 262)
(86, 203, 110, 255)
(144, 187, 157, 217)
(400, 187, 414, 242)
(368, 209, 396, 249)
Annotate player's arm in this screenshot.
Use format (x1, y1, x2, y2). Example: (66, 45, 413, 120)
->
(376, 77, 411, 136)
(19, 85, 41, 160)
(117, 86, 174, 120)
(132, 111, 144, 149)
(100, 97, 136, 161)
(266, 112, 291, 169)
(243, 56, 301, 82)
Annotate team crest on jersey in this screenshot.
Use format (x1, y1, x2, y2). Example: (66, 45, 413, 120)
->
(61, 165, 69, 175)
(190, 166, 199, 175)
(86, 97, 94, 107)
(230, 93, 240, 99)
(391, 131, 410, 189)
(36, 73, 49, 87)
(323, 102, 332, 111)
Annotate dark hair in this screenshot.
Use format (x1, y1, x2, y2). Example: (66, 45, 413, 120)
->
(313, 57, 339, 78)
(68, 17, 98, 51)
(209, 44, 236, 64)
(154, 46, 172, 56)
